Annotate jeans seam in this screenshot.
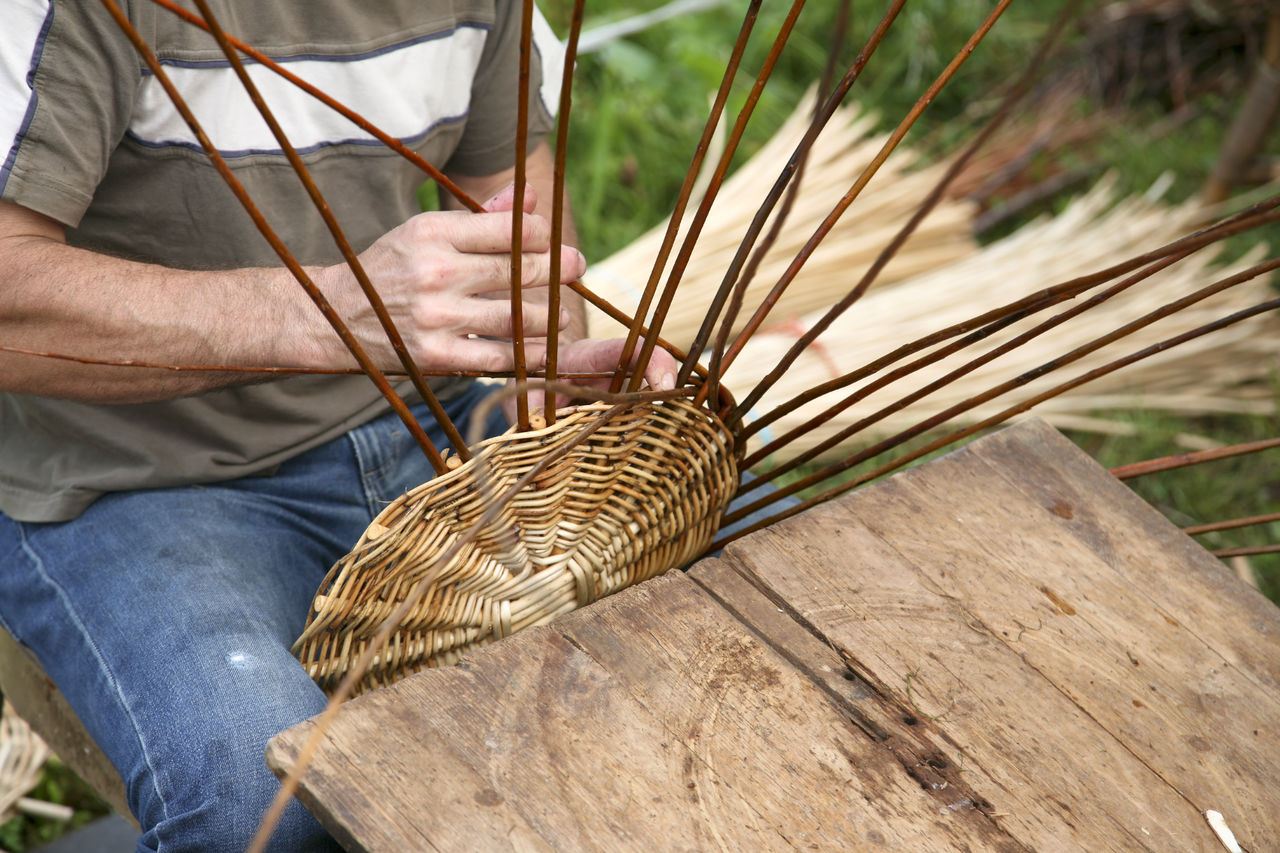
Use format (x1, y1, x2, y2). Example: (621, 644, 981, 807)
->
(344, 429, 383, 519)
(15, 523, 171, 834)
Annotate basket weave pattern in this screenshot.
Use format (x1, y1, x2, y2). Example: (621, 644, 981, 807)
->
(294, 399, 738, 694)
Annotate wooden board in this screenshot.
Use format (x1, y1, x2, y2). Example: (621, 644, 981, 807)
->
(267, 420, 1280, 852)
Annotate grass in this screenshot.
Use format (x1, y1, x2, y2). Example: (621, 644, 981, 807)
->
(4, 0, 1277, 843)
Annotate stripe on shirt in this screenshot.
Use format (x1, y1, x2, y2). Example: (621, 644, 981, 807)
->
(129, 25, 491, 157)
(0, 0, 54, 193)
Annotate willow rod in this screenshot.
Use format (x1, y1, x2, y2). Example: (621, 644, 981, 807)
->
(700, 0, 853, 407)
(738, 242, 1197, 491)
(678, 0, 909, 389)
(1185, 511, 1280, 536)
(728, 0, 1081, 422)
(98, 0, 448, 473)
(0, 343, 625, 380)
(1212, 544, 1280, 558)
(546, 0, 588, 425)
(714, 291, 1280, 549)
(1111, 436, 1280, 480)
(704, 0, 1016, 406)
(738, 198, 1280, 444)
(509, 0, 538, 429)
(723, 255, 1280, 527)
(146, 0, 484, 213)
(625, 0, 809, 394)
(608, 0, 763, 393)
(191, 0, 469, 464)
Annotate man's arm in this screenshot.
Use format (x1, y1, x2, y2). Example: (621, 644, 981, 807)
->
(0, 172, 581, 404)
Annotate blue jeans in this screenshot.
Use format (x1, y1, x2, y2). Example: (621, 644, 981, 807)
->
(0, 382, 509, 853)
(0, 383, 792, 851)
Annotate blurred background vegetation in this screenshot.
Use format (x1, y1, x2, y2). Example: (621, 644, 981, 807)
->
(4, 0, 1277, 847)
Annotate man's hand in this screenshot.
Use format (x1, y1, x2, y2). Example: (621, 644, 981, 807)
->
(506, 336, 680, 425)
(308, 183, 584, 375)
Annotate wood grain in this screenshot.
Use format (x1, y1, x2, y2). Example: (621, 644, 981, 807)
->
(268, 420, 1280, 852)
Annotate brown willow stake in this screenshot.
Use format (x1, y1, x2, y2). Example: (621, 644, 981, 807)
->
(98, 0, 448, 474)
(714, 292, 1280, 549)
(722, 256, 1280, 528)
(1185, 511, 1280, 536)
(146, 0, 483, 213)
(727, 0, 1081, 422)
(1111, 437, 1280, 480)
(687, 0, 908, 392)
(1213, 544, 1280, 558)
(0, 342, 621, 381)
(703, 0, 1016, 410)
(608, 0, 764, 393)
(546, 0, 588, 426)
(191, 0, 470, 463)
(738, 198, 1280, 444)
(700, 0, 854, 407)
(738, 243, 1197, 493)
(625, 0, 809, 394)
(509, 0, 537, 430)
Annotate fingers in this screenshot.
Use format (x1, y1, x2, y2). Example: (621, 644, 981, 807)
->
(432, 338, 549, 374)
(642, 346, 678, 392)
(482, 182, 539, 215)
(466, 245, 586, 297)
(551, 338, 680, 391)
(442, 295, 569, 340)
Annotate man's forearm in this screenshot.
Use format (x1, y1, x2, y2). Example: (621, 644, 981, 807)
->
(0, 225, 327, 404)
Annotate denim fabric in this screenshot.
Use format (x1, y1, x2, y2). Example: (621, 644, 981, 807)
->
(0, 384, 795, 852)
(0, 382, 509, 853)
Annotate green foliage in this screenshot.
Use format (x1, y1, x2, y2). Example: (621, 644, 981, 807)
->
(0, 757, 110, 851)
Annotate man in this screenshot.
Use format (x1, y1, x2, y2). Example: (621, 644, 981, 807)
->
(0, 1, 673, 849)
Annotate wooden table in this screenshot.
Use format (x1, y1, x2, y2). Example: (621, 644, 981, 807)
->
(268, 420, 1280, 852)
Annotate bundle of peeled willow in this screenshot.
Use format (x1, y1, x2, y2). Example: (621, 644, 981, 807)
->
(723, 175, 1279, 464)
(582, 96, 980, 349)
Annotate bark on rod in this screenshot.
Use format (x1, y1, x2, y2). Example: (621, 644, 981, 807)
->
(546, 0, 588, 426)
(510, 0, 538, 430)
(739, 245, 1195, 493)
(701, 0, 853, 407)
(1111, 437, 1280, 480)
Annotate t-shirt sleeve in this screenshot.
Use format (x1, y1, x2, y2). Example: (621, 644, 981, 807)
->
(444, 0, 563, 177)
(0, 0, 140, 228)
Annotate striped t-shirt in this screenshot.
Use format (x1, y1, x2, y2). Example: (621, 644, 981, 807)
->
(0, 0, 560, 522)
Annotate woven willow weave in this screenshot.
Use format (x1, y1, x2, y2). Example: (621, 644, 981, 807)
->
(294, 398, 737, 694)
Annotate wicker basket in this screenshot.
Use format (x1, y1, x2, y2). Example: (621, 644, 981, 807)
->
(294, 398, 738, 694)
